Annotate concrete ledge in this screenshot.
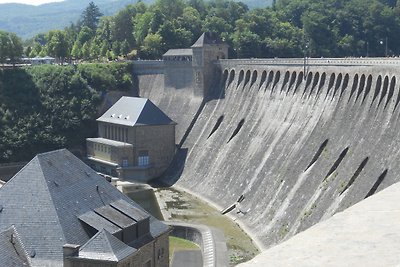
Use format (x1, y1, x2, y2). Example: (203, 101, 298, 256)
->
(168, 221, 228, 267)
(238, 181, 400, 267)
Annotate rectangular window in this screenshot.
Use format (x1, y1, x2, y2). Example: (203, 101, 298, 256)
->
(122, 159, 128, 167)
(138, 151, 149, 166)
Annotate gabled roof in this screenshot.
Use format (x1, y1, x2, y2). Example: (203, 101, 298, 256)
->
(0, 149, 169, 266)
(191, 32, 227, 47)
(97, 97, 176, 127)
(0, 226, 31, 267)
(163, 49, 193, 57)
(78, 229, 136, 262)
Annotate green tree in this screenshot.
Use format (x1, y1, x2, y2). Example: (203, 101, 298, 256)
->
(90, 42, 100, 59)
(0, 31, 23, 65)
(134, 11, 154, 46)
(46, 30, 70, 63)
(120, 40, 130, 57)
(71, 41, 82, 59)
(112, 5, 137, 47)
(81, 42, 90, 59)
(140, 33, 163, 59)
(81, 1, 103, 31)
(112, 41, 121, 57)
(77, 26, 94, 45)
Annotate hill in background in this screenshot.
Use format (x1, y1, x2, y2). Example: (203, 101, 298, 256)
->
(0, 0, 143, 39)
(0, 0, 272, 39)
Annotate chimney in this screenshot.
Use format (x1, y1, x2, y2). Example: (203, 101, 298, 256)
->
(63, 244, 80, 267)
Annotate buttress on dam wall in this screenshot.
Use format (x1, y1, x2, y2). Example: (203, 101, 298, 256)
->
(133, 57, 400, 250)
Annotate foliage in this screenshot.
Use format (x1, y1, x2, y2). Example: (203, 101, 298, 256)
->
(0, 63, 132, 162)
(0, 31, 23, 64)
(12, 0, 400, 60)
(80, 2, 104, 32)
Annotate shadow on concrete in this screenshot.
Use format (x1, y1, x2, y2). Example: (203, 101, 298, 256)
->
(151, 147, 188, 187)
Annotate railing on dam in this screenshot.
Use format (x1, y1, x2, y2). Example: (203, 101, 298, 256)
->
(218, 57, 400, 68)
(132, 60, 164, 74)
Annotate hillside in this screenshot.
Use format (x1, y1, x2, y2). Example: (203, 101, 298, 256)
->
(0, 0, 139, 39)
(0, 0, 273, 39)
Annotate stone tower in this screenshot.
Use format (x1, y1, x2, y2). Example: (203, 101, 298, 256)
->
(191, 32, 229, 98)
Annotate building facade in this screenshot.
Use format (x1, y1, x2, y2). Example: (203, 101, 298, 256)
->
(163, 32, 229, 98)
(87, 97, 176, 182)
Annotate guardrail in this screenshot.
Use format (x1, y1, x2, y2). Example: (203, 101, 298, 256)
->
(218, 57, 400, 68)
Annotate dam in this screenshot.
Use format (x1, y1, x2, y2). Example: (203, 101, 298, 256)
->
(131, 32, 400, 257)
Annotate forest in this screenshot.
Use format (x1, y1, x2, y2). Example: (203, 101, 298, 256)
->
(1, 0, 400, 162)
(1, 0, 400, 62)
(0, 63, 132, 162)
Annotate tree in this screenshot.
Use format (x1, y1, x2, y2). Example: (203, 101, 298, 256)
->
(140, 33, 163, 59)
(77, 26, 94, 45)
(112, 41, 121, 57)
(81, 2, 103, 31)
(46, 30, 70, 63)
(120, 40, 130, 57)
(0, 31, 23, 65)
(134, 11, 154, 46)
(90, 42, 100, 59)
(112, 5, 137, 47)
(71, 41, 81, 59)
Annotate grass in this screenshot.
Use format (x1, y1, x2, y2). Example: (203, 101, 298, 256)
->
(169, 236, 200, 259)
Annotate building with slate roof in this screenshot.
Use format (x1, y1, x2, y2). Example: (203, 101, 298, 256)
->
(87, 96, 176, 182)
(0, 149, 170, 267)
(162, 32, 229, 97)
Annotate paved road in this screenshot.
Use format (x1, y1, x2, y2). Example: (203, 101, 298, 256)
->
(171, 250, 203, 267)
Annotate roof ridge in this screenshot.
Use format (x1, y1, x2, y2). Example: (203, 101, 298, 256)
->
(7, 225, 32, 265)
(0, 156, 41, 191)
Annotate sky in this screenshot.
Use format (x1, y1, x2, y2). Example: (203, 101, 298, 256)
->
(0, 0, 63, 5)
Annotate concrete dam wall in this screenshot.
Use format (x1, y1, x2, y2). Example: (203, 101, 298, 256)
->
(134, 58, 400, 249)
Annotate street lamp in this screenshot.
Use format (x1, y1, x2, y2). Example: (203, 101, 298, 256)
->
(379, 37, 388, 57)
(304, 42, 309, 80)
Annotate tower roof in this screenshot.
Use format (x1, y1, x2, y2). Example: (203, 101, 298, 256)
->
(191, 32, 227, 47)
(97, 97, 176, 127)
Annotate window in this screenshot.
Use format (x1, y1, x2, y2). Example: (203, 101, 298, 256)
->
(138, 151, 149, 166)
(122, 159, 128, 167)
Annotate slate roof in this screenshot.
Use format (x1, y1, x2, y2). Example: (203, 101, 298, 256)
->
(97, 97, 176, 127)
(163, 49, 193, 56)
(191, 32, 227, 47)
(78, 229, 136, 262)
(0, 226, 31, 267)
(0, 149, 169, 267)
